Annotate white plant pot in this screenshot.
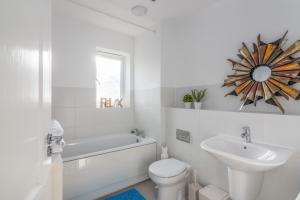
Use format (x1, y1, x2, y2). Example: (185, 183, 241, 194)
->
(194, 102, 203, 109)
(184, 102, 192, 109)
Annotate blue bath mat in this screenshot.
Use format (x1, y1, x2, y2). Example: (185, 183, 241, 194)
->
(105, 189, 145, 200)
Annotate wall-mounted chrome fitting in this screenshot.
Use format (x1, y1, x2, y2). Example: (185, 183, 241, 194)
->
(176, 129, 191, 143)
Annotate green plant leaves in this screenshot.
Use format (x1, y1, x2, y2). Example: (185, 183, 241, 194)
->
(191, 89, 207, 102)
(183, 94, 193, 102)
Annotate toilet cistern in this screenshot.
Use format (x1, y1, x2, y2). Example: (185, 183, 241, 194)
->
(241, 126, 251, 143)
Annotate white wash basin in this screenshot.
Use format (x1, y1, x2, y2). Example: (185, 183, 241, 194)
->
(200, 135, 293, 172)
(200, 135, 294, 200)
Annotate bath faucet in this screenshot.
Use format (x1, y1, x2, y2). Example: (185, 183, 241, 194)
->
(241, 126, 251, 143)
(131, 128, 144, 137)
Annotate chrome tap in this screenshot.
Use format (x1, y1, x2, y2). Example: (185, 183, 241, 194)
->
(241, 126, 251, 143)
(131, 128, 144, 137)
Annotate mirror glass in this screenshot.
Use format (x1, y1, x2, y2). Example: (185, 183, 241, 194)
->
(252, 65, 272, 82)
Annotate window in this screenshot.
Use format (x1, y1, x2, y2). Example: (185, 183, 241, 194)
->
(96, 51, 126, 108)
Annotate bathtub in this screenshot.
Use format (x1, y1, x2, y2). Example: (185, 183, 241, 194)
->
(62, 133, 157, 200)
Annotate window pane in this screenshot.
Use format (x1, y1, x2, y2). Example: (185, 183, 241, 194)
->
(96, 55, 122, 105)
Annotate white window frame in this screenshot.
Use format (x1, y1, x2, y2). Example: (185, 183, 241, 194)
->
(96, 48, 131, 109)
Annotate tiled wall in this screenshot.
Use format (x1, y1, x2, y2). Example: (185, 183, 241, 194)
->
(134, 88, 162, 143)
(52, 14, 135, 141)
(165, 108, 300, 200)
(134, 29, 163, 149)
(52, 87, 134, 141)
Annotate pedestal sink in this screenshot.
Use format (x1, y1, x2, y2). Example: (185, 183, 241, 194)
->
(200, 135, 294, 200)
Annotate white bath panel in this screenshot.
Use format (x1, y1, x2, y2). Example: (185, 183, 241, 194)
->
(63, 134, 157, 200)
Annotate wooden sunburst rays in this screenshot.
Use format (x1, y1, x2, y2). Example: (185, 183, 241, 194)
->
(223, 31, 300, 113)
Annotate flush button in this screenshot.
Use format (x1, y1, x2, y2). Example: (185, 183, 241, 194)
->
(176, 129, 191, 143)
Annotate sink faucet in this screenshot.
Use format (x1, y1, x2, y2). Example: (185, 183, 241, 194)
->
(241, 126, 251, 143)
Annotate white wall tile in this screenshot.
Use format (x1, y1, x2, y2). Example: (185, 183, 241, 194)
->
(75, 88, 96, 108)
(52, 107, 75, 128)
(52, 87, 76, 107)
(72, 107, 135, 139)
(134, 88, 161, 108)
(134, 29, 163, 154)
(63, 127, 76, 141)
(165, 108, 300, 200)
(52, 87, 135, 140)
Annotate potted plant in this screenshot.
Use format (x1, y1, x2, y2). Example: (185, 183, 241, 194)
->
(182, 94, 193, 109)
(191, 89, 207, 109)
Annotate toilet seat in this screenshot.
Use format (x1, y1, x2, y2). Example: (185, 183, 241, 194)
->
(149, 158, 191, 200)
(149, 158, 187, 178)
(149, 168, 189, 186)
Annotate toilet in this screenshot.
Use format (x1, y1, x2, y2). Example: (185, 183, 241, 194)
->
(149, 158, 191, 200)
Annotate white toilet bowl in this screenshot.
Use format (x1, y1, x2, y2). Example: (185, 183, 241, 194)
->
(149, 158, 191, 200)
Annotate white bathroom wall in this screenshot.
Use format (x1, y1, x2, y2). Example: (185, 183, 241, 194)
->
(161, 0, 300, 199)
(161, 0, 300, 115)
(134, 28, 163, 145)
(165, 108, 300, 200)
(52, 14, 135, 140)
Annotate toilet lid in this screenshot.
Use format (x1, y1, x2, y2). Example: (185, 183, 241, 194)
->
(149, 158, 187, 178)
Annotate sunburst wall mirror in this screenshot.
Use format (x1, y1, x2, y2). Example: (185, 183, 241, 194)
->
(223, 31, 300, 114)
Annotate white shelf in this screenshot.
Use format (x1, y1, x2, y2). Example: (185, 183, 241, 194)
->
(165, 107, 300, 118)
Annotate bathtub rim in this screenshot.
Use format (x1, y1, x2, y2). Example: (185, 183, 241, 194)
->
(62, 136, 156, 162)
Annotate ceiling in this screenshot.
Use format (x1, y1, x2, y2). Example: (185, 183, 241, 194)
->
(53, 0, 216, 36)
(107, 0, 215, 20)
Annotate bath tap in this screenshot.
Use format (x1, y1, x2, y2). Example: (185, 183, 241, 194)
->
(131, 129, 144, 137)
(241, 126, 251, 143)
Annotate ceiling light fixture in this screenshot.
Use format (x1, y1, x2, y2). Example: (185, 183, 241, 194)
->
(131, 5, 148, 16)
